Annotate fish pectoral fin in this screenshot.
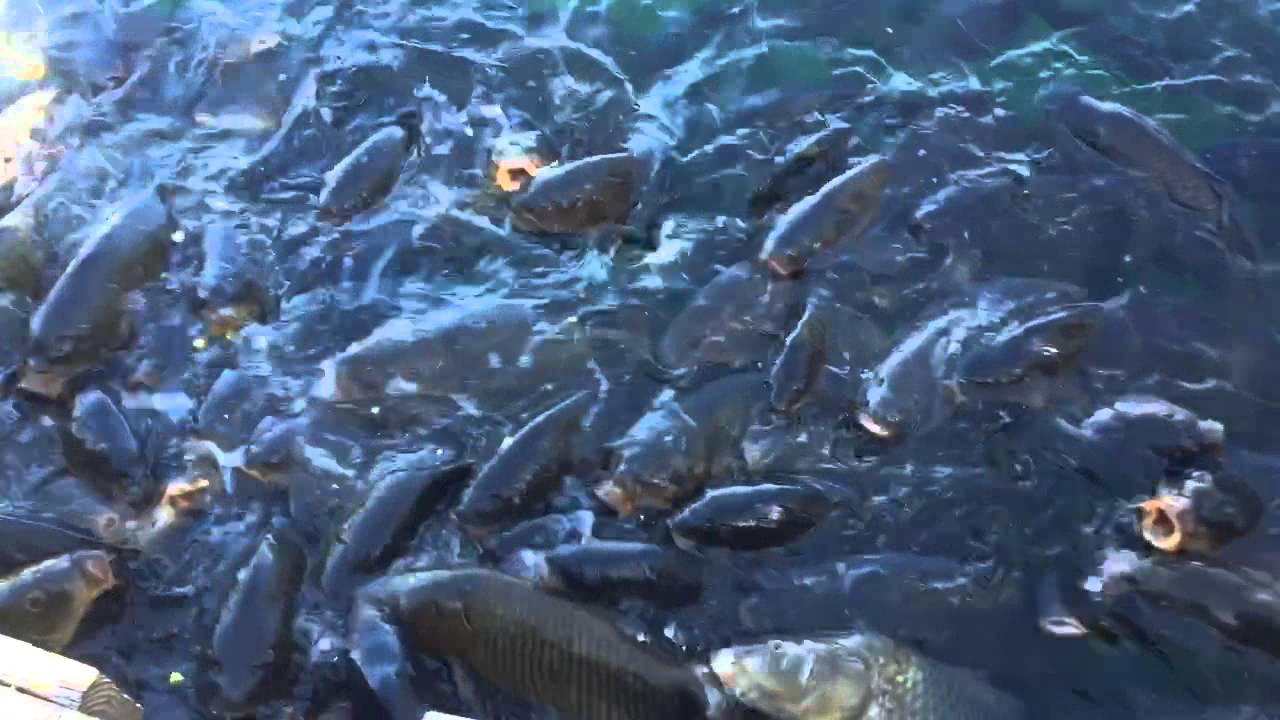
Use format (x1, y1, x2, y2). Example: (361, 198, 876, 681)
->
(350, 602, 424, 720)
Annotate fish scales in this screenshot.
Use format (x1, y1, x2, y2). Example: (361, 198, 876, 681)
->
(395, 570, 708, 720)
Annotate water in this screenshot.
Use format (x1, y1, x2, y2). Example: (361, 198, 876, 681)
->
(0, 0, 1278, 718)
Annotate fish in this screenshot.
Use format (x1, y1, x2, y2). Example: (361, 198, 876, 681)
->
(62, 389, 144, 490)
(770, 293, 834, 413)
(0, 291, 30, 378)
(954, 303, 1103, 385)
(1100, 552, 1280, 659)
(658, 261, 799, 373)
(857, 279, 1085, 440)
(1053, 92, 1224, 217)
(1051, 91, 1258, 262)
(352, 568, 711, 720)
(198, 369, 267, 450)
(538, 541, 704, 607)
(758, 155, 889, 278)
(318, 110, 422, 223)
(27, 183, 177, 373)
(0, 550, 116, 652)
(669, 483, 833, 550)
(454, 390, 596, 534)
(324, 300, 536, 402)
(1138, 469, 1262, 554)
(196, 220, 271, 336)
(710, 631, 1026, 720)
(321, 453, 468, 598)
(487, 510, 596, 559)
(211, 531, 305, 708)
(597, 372, 769, 517)
(510, 153, 641, 235)
(0, 197, 45, 299)
(0, 506, 109, 574)
(749, 124, 859, 219)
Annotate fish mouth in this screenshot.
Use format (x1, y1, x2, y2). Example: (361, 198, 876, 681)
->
(594, 479, 636, 516)
(1138, 495, 1194, 552)
(1040, 615, 1090, 638)
(76, 551, 116, 590)
(856, 411, 898, 440)
(764, 254, 804, 280)
(708, 650, 737, 689)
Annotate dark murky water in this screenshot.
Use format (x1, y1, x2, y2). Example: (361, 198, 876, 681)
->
(1, 0, 1280, 718)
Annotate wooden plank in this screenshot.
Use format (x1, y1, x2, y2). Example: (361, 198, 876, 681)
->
(0, 634, 142, 720)
(0, 686, 94, 720)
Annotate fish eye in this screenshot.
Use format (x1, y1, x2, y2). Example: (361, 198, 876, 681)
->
(24, 591, 46, 613)
(768, 639, 784, 652)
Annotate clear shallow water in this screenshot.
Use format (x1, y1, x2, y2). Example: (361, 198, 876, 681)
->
(0, 0, 1278, 718)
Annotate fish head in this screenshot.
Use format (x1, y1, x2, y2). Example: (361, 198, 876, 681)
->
(1055, 93, 1119, 156)
(855, 403, 905, 443)
(596, 445, 688, 516)
(710, 638, 872, 720)
(0, 550, 115, 651)
(956, 303, 1104, 385)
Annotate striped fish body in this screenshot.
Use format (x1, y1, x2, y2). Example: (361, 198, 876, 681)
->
(388, 569, 710, 720)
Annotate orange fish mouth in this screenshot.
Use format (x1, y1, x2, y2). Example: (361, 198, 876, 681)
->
(594, 480, 636, 516)
(765, 255, 804, 279)
(77, 552, 116, 590)
(1138, 495, 1194, 552)
(856, 411, 897, 440)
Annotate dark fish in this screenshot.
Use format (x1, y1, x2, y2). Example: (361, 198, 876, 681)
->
(352, 568, 710, 720)
(857, 279, 1085, 440)
(0, 200, 44, 299)
(1071, 395, 1225, 462)
(749, 124, 858, 218)
(1052, 92, 1225, 216)
(27, 183, 176, 372)
(758, 155, 889, 278)
(1138, 469, 1263, 554)
(0, 292, 31, 378)
(244, 415, 304, 471)
(539, 541, 703, 607)
(0, 507, 108, 574)
(669, 483, 833, 550)
(954, 302, 1104, 386)
(658, 261, 799, 372)
(1052, 396, 1226, 499)
(1102, 551, 1280, 658)
(31, 474, 134, 548)
(1051, 92, 1259, 262)
(769, 293, 833, 412)
(196, 221, 270, 335)
(323, 300, 536, 402)
(710, 630, 1025, 720)
(454, 391, 596, 534)
(0, 550, 116, 652)
(597, 372, 768, 517)
(488, 511, 596, 559)
(511, 153, 641, 234)
(321, 452, 467, 598)
(63, 389, 144, 486)
(211, 531, 305, 708)
(198, 369, 267, 450)
(231, 70, 329, 191)
(318, 111, 422, 223)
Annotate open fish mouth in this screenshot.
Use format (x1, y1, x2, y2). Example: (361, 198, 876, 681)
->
(1138, 495, 1194, 552)
(856, 411, 898, 440)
